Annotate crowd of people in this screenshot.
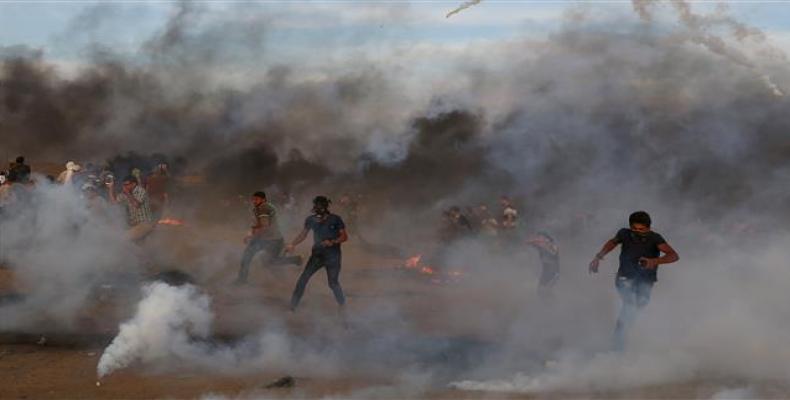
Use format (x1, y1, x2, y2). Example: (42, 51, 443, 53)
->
(0, 154, 680, 350)
(434, 195, 559, 290)
(0, 156, 171, 241)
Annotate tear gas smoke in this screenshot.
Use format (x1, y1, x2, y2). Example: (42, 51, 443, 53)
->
(2, 1, 790, 397)
(0, 181, 138, 331)
(711, 386, 755, 400)
(97, 282, 212, 378)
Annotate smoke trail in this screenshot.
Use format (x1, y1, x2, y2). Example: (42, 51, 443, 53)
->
(97, 281, 213, 378)
(631, 0, 654, 22)
(446, 0, 482, 19)
(632, 0, 784, 97)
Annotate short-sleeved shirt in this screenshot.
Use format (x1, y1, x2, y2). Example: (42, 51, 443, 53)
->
(614, 228, 666, 283)
(304, 213, 345, 251)
(117, 186, 153, 227)
(252, 203, 282, 240)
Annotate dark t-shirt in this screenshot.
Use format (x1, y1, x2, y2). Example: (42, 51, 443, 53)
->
(304, 213, 345, 252)
(10, 164, 31, 183)
(614, 228, 666, 283)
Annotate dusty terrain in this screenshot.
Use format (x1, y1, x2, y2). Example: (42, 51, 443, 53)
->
(1, 213, 789, 399)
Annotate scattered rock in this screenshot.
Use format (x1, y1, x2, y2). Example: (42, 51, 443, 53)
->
(264, 376, 295, 389)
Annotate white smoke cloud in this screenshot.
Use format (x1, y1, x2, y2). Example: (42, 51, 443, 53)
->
(711, 386, 755, 400)
(4, 2, 790, 398)
(0, 180, 138, 331)
(97, 281, 213, 378)
(451, 351, 698, 393)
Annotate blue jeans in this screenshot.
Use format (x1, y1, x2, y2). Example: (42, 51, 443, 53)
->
(290, 248, 345, 310)
(613, 276, 653, 351)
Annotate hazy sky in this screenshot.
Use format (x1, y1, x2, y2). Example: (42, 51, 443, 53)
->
(2, 1, 790, 68)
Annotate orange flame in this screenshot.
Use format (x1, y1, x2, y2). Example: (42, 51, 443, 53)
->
(157, 218, 185, 226)
(400, 254, 465, 284)
(404, 254, 422, 269)
(420, 266, 436, 275)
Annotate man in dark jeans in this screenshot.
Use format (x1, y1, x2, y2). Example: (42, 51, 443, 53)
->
(588, 211, 679, 351)
(236, 191, 301, 285)
(285, 196, 348, 312)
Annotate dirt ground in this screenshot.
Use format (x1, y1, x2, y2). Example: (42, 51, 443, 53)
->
(1, 216, 788, 399)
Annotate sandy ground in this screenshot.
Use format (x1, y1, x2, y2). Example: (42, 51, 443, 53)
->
(1, 218, 789, 399)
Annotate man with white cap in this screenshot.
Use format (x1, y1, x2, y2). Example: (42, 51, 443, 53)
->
(57, 161, 82, 185)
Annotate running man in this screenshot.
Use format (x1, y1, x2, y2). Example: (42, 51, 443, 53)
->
(588, 211, 679, 351)
(236, 191, 301, 285)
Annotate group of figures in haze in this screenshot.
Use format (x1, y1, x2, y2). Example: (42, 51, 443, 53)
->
(0, 154, 679, 351)
(0, 156, 170, 241)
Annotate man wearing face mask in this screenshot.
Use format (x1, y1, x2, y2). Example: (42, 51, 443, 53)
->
(285, 196, 348, 312)
(588, 211, 679, 351)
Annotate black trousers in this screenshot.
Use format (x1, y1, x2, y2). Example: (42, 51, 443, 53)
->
(290, 248, 345, 309)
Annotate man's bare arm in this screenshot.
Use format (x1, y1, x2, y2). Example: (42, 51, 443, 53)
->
(589, 238, 619, 273)
(641, 243, 679, 269)
(285, 228, 310, 252)
(336, 228, 349, 244)
(596, 239, 619, 260)
(657, 243, 679, 264)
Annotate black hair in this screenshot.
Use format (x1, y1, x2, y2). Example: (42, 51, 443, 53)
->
(15, 156, 24, 164)
(313, 195, 330, 208)
(252, 191, 267, 199)
(629, 211, 652, 227)
(122, 175, 137, 184)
